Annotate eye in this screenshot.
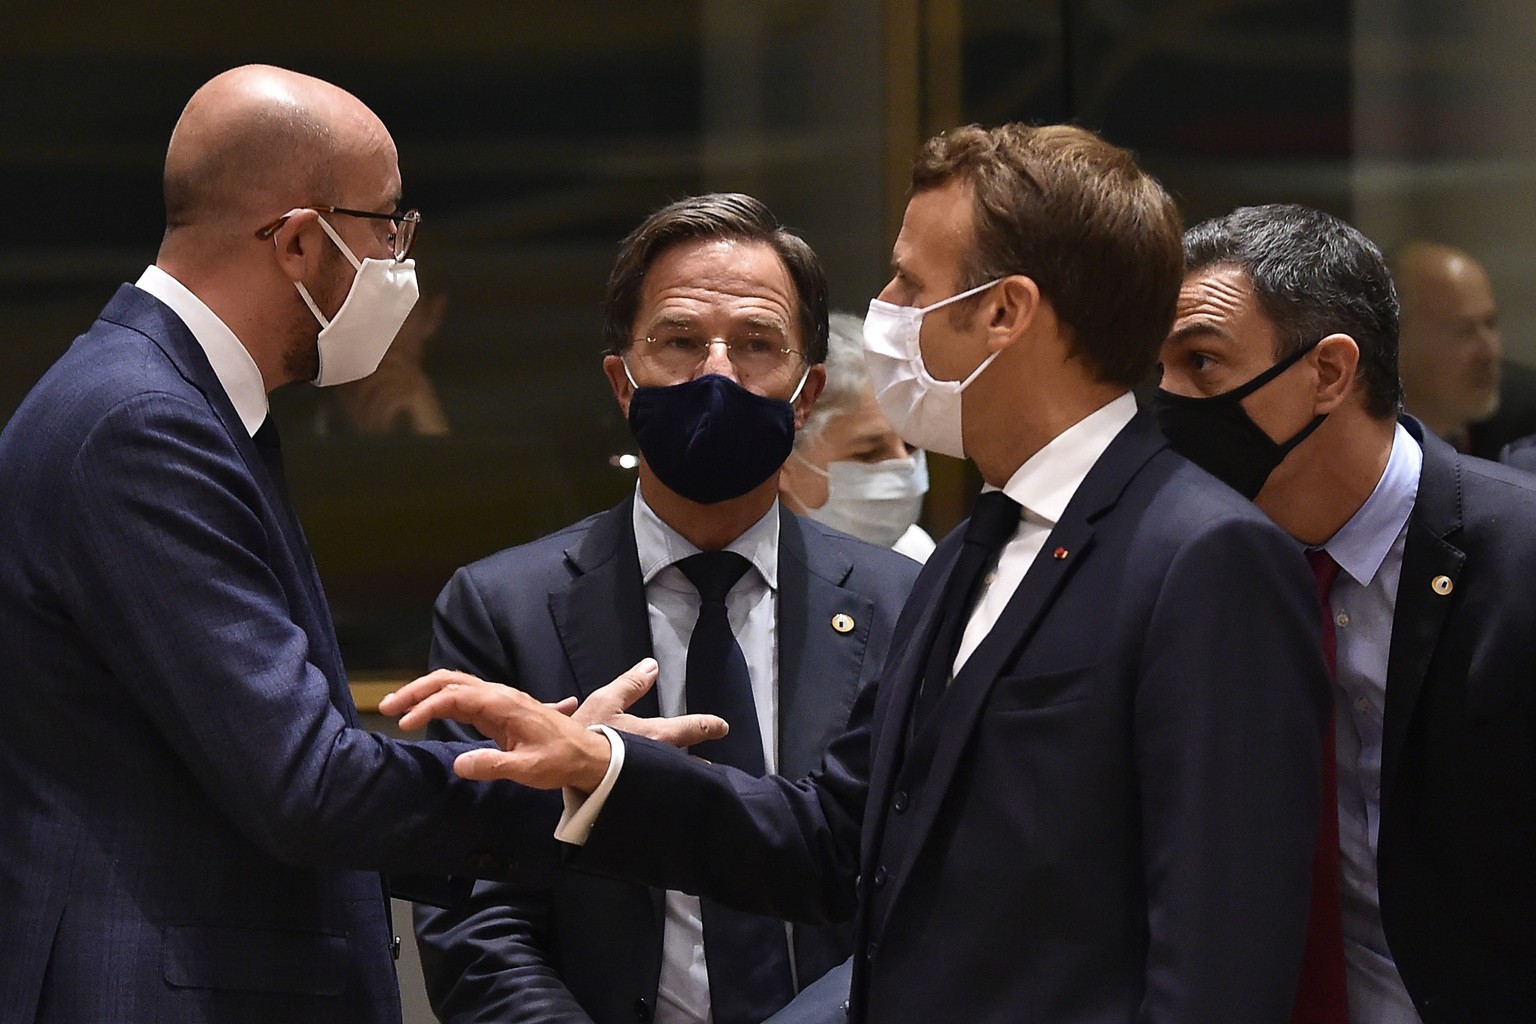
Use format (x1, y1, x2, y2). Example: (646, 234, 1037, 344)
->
(657, 333, 705, 353)
(736, 337, 779, 355)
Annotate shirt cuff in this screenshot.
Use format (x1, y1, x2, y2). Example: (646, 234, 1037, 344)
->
(554, 724, 625, 846)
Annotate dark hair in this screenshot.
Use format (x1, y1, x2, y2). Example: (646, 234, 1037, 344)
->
(910, 123, 1183, 388)
(602, 193, 829, 363)
(1184, 204, 1402, 419)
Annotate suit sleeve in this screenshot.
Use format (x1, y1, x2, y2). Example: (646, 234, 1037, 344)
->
(61, 393, 554, 881)
(1134, 514, 1328, 1022)
(415, 565, 595, 1024)
(571, 664, 878, 925)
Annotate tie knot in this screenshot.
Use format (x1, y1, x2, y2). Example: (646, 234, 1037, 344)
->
(677, 550, 753, 604)
(965, 490, 1022, 550)
(1305, 547, 1342, 600)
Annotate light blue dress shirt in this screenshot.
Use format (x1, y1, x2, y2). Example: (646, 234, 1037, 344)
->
(631, 489, 783, 1024)
(1314, 422, 1423, 1024)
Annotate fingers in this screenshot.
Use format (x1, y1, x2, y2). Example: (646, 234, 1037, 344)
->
(455, 748, 544, 785)
(572, 657, 660, 727)
(547, 696, 579, 716)
(395, 682, 527, 733)
(617, 712, 729, 749)
(378, 668, 484, 717)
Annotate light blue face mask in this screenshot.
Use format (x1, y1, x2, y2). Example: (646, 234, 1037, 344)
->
(796, 449, 929, 548)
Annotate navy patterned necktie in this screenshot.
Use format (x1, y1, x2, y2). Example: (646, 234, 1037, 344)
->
(253, 416, 289, 502)
(675, 550, 795, 1023)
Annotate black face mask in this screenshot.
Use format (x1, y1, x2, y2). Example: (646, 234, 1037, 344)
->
(1153, 337, 1327, 500)
(628, 372, 800, 505)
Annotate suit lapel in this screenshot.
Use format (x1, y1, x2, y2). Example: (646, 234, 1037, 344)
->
(875, 413, 1163, 916)
(103, 286, 351, 710)
(777, 511, 878, 778)
(550, 498, 660, 717)
(1382, 421, 1465, 805)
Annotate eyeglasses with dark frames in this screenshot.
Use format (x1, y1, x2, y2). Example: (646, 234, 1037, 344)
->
(255, 205, 421, 263)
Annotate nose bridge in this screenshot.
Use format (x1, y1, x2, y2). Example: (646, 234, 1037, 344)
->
(699, 337, 740, 380)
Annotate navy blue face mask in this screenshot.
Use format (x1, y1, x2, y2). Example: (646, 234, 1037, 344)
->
(1153, 336, 1327, 500)
(627, 371, 805, 505)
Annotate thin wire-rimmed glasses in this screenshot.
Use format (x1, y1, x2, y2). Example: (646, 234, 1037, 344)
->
(634, 334, 805, 384)
(255, 205, 421, 263)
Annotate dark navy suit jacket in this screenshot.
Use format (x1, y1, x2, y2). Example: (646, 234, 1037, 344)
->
(1377, 422, 1536, 1020)
(0, 286, 558, 1024)
(567, 413, 1330, 1024)
(413, 499, 919, 1024)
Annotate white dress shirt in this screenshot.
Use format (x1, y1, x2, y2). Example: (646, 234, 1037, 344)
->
(135, 265, 268, 436)
(1314, 422, 1424, 1024)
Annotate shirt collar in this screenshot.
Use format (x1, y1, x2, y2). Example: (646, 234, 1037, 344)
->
(631, 486, 781, 591)
(135, 265, 268, 437)
(991, 391, 1138, 526)
(1318, 421, 1422, 587)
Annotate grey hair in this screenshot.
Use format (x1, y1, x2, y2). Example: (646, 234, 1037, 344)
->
(795, 311, 870, 446)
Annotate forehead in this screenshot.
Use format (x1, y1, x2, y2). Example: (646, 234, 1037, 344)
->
(892, 181, 975, 285)
(636, 237, 799, 335)
(1168, 265, 1280, 356)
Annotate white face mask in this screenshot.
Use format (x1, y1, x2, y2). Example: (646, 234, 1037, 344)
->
(862, 279, 1003, 458)
(292, 213, 420, 387)
(796, 449, 928, 548)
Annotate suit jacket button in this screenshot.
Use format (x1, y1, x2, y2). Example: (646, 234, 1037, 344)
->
(391, 935, 402, 960)
(865, 941, 878, 963)
(873, 865, 889, 888)
(633, 997, 653, 1021)
(892, 790, 909, 813)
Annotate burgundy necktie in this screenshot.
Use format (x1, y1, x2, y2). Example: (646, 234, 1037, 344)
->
(1291, 549, 1349, 1023)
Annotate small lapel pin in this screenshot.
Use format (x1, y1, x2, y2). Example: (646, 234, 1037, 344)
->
(1431, 575, 1453, 596)
(1053, 547, 1069, 560)
(831, 613, 856, 634)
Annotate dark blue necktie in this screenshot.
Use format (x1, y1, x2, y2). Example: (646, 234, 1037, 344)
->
(912, 490, 1022, 726)
(676, 550, 795, 1024)
(253, 416, 289, 502)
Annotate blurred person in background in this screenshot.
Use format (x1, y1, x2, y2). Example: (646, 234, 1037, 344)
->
(779, 311, 935, 562)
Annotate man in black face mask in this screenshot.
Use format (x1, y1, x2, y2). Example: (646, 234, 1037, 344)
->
(412, 193, 920, 1024)
(1156, 203, 1536, 1023)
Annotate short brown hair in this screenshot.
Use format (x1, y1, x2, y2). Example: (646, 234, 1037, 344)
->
(912, 123, 1183, 387)
(603, 193, 830, 364)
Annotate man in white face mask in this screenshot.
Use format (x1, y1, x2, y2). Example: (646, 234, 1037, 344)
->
(779, 311, 936, 562)
(380, 122, 1331, 1024)
(0, 64, 715, 1024)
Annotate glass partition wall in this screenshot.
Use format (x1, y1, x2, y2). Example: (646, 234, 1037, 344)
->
(5, 1, 1531, 682)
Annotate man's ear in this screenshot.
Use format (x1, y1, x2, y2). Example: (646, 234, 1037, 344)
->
(1312, 334, 1360, 414)
(792, 364, 827, 429)
(603, 354, 635, 416)
(269, 208, 324, 284)
(985, 275, 1042, 353)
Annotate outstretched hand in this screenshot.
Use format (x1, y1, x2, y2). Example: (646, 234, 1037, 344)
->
(378, 659, 727, 791)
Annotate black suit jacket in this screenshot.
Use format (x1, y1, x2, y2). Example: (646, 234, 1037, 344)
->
(1377, 421, 1536, 1020)
(413, 499, 919, 1024)
(568, 413, 1330, 1024)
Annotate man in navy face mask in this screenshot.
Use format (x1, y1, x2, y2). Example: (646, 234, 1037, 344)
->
(413, 193, 920, 1024)
(1157, 204, 1536, 1024)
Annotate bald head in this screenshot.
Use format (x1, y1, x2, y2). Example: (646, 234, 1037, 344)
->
(162, 65, 394, 248)
(1393, 240, 1502, 440)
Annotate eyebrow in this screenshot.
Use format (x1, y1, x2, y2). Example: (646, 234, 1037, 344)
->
(1165, 320, 1229, 347)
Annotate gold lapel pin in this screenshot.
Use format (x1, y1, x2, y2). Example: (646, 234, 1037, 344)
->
(831, 613, 855, 634)
(1431, 575, 1453, 596)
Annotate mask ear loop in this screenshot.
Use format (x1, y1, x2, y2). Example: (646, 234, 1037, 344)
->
(281, 209, 365, 330)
